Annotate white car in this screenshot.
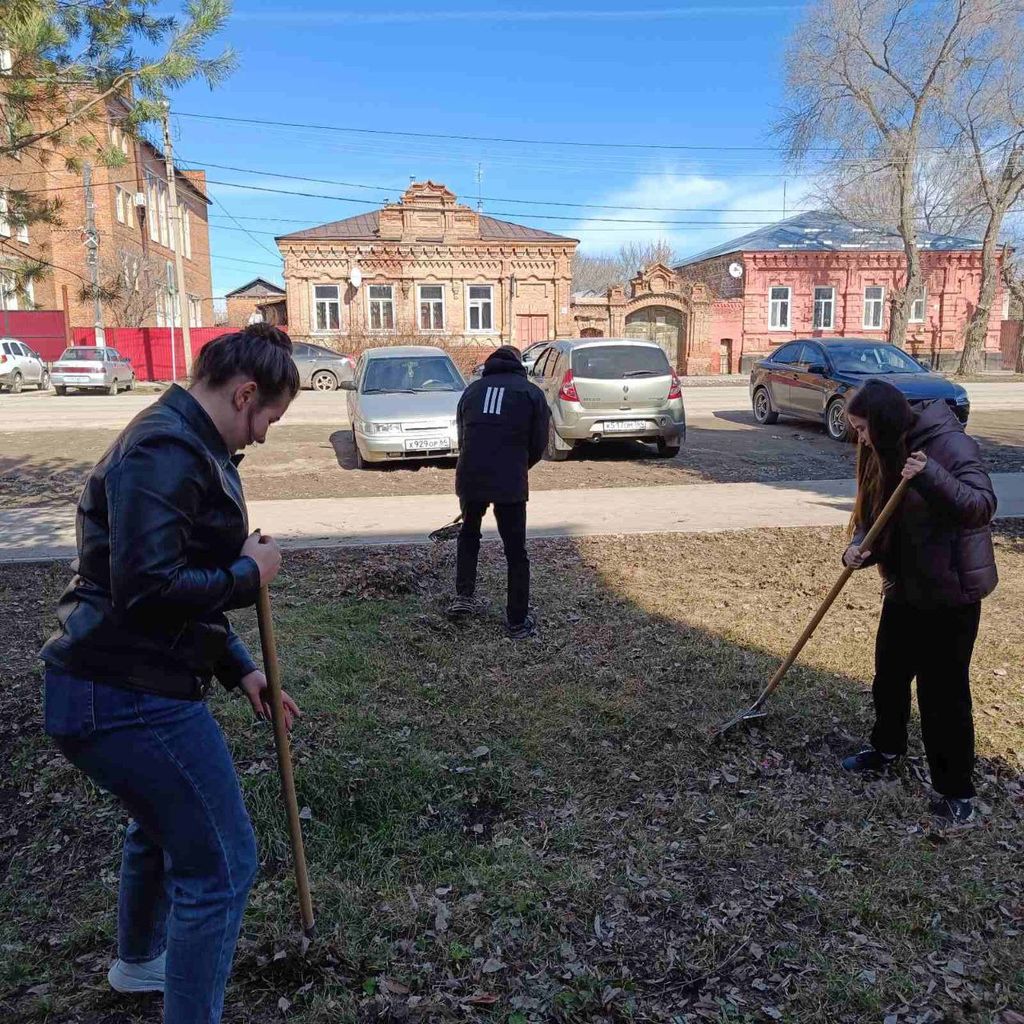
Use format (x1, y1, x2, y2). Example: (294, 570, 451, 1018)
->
(0, 338, 50, 392)
(52, 346, 136, 395)
(342, 346, 465, 468)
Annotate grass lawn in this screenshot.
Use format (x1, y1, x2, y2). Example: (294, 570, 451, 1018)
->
(1, 525, 1022, 1024)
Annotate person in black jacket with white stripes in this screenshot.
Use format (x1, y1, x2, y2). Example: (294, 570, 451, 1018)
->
(450, 345, 549, 638)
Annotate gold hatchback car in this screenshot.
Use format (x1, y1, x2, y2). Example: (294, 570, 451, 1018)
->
(528, 338, 686, 460)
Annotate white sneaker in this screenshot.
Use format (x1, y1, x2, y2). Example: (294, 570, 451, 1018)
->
(107, 951, 166, 993)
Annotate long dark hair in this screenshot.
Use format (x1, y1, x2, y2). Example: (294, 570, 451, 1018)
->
(847, 380, 914, 546)
(193, 323, 300, 401)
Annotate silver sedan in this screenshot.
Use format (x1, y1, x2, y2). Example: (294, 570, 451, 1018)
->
(291, 342, 355, 392)
(342, 346, 465, 469)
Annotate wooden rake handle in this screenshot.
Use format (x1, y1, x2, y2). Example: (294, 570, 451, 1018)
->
(256, 585, 316, 937)
(715, 476, 911, 736)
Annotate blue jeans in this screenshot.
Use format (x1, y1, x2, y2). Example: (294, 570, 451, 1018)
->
(43, 670, 258, 1024)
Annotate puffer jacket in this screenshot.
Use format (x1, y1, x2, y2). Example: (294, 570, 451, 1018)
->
(456, 348, 549, 504)
(40, 385, 261, 699)
(854, 400, 998, 608)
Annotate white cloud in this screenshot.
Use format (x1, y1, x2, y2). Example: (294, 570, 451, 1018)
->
(569, 171, 814, 259)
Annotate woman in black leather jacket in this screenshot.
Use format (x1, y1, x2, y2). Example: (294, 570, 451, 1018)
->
(41, 324, 301, 1023)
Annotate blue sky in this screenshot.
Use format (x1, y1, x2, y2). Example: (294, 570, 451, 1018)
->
(164, 0, 814, 296)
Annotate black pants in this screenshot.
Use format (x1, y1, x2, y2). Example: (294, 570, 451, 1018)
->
(456, 501, 529, 625)
(870, 599, 981, 799)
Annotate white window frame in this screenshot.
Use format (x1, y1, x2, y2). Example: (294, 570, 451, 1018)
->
(0, 269, 19, 310)
(909, 286, 926, 323)
(467, 283, 495, 333)
(1002, 289, 1011, 320)
(181, 207, 192, 260)
(367, 283, 395, 332)
(863, 286, 885, 330)
(188, 294, 202, 327)
(312, 284, 341, 333)
(813, 286, 835, 330)
(15, 219, 28, 244)
(0, 191, 9, 238)
(768, 285, 791, 331)
(0, 48, 12, 74)
(157, 183, 169, 248)
(146, 171, 160, 243)
(417, 283, 445, 332)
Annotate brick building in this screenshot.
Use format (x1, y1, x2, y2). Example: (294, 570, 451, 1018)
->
(276, 182, 577, 346)
(573, 211, 1008, 374)
(224, 277, 286, 328)
(1, 94, 214, 332)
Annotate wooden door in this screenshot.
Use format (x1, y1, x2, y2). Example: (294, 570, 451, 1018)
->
(516, 314, 548, 345)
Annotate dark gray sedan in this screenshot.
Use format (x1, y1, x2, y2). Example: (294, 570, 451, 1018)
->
(291, 342, 355, 391)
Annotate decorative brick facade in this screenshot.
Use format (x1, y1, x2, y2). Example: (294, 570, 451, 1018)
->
(1, 97, 213, 331)
(276, 182, 577, 348)
(571, 212, 1008, 374)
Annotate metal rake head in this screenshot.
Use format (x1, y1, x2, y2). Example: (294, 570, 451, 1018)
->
(429, 515, 463, 544)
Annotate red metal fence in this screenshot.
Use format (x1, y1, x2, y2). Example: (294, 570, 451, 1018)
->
(1, 310, 69, 361)
(71, 327, 229, 381)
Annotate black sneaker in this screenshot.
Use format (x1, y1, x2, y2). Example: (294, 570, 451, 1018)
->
(841, 747, 901, 773)
(447, 595, 488, 620)
(930, 796, 975, 824)
(505, 613, 538, 640)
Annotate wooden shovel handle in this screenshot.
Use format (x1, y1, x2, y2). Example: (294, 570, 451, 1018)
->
(256, 585, 315, 937)
(747, 476, 911, 714)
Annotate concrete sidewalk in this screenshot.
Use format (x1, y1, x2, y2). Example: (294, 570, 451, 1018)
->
(3, 473, 1023, 562)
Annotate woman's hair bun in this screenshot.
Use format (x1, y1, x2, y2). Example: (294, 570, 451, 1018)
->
(193, 322, 300, 400)
(242, 321, 292, 352)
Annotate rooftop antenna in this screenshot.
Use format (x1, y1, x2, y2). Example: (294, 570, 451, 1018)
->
(476, 162, 483, 212)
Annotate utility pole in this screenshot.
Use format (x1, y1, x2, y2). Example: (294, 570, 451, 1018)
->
(83, 162, 105, 346)
(161, 102, 193, 375)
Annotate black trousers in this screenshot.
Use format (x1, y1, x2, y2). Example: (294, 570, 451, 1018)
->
(456, 501, 529, 625)
(870, 599, 981, 799)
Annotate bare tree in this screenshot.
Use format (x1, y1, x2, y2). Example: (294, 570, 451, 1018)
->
(84, 251, 163, 327)
(572, 238, 679, 294)
(776, 0, 986, 347)
(810, 151, 986, 237)
(1002, 249, 1024, 371)
(572, 252, 621, 294)
(944, 11, 1024, 375)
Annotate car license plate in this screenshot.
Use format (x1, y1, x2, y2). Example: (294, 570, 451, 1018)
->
(406, 437, 448, 451)
(604, 420, 648, 432)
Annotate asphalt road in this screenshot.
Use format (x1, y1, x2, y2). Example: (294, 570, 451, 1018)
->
(0, 381, 1020, 433)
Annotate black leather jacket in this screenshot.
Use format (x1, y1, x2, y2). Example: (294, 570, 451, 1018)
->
(41, 385, 261, 699)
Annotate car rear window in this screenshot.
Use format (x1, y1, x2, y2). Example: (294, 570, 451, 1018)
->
(572, 345, 670, 379)
(59, 348, 100, 361)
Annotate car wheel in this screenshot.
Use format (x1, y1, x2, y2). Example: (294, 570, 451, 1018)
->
(55, 385, 67, 396)
(752, 386, 778, 425)
(127, 375, 136, 391)
(108, 379, 118, 396)
(38, 370, 50, 391)
(657, 439, 681, 459)
(546, 420, 571, 462)
(353, 434, 369, 470)
(826, 397, 851, 442)
(311, 370, 338, 392)
(10, 372, 22, 395)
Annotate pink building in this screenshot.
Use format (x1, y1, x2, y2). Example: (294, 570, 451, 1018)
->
(572, 212, 1008, 375)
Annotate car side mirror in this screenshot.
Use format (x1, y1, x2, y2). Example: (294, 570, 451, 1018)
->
(340, 379, 356, 391)
(807, 363, 828, 376)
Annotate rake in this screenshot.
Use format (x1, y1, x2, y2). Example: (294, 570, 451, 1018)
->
(429, 512, 463, 543)
(713, 477, 910, 740)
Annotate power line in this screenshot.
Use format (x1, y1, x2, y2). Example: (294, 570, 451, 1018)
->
(176, 111, 796, 154)
(188, 159, 810, 215)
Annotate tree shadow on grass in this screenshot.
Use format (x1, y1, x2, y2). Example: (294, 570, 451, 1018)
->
(3, 524, 1022, 1022)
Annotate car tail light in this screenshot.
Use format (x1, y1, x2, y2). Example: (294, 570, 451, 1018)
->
(668, 372, 682, 400)
(0, 355, 6, 364)
(558, 370, 579, 402)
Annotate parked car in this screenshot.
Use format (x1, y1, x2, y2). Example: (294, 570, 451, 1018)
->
(291, 342, 355, 391)
(51, 346, 136, 395)
(342, 346, 466, 468)
(749, 338, 971, 442)
(0, 338, 50, 392)
(469, 340, 551, 379)
(529, 338, 685, 461)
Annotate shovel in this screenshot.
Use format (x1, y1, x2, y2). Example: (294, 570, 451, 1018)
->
(256, 585, 316, 937)
(713, 477, 910, 740)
